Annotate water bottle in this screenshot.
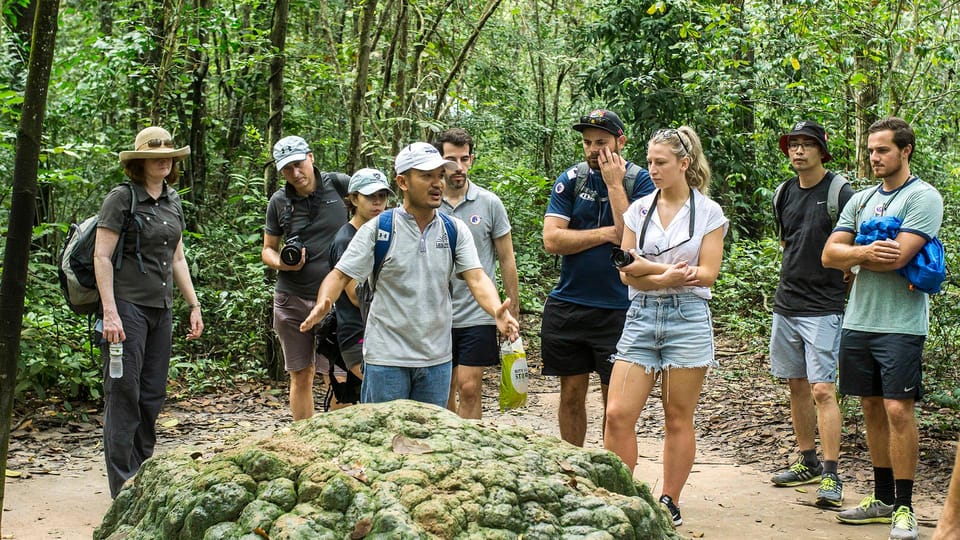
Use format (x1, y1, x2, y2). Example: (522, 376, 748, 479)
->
(109, 342, 123, 378)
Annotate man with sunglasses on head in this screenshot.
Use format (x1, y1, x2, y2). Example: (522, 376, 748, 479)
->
(768, 121, 853, 509)
(262, 135, 350, 420)
(541, 109, 654, 446)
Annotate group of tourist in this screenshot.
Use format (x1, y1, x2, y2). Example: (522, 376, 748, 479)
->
(91, 110, 953, 540)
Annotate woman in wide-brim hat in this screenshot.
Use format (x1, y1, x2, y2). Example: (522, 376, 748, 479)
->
(94, 125, 203, 499)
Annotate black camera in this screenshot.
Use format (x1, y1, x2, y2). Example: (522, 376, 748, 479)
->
(280, 236, 305, 266)
(610, 247, 634, 269)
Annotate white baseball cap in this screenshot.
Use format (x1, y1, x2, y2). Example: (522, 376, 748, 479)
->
(394, 142, 457, 174)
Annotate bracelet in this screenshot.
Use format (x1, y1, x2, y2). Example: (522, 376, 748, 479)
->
(189, 303, 201, 309)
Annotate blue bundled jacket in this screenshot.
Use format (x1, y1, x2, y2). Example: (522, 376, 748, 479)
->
(855, 216, 946, 294)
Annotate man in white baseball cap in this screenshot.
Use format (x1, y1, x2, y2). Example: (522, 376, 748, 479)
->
(262, 135, 350, 420)
(300, 142, 520, 407)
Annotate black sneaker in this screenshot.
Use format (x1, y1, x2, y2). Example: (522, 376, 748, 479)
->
(770, 457, 823, 487)
(659, 494, 682, 527)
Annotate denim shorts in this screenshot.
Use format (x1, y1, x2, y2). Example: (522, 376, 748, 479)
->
(361, 362, 452, 407)
(614, 293, 717, 372)
(769, 313, 841, 383)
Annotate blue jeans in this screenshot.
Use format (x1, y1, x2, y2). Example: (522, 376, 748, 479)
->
(361, 362, 452, 407)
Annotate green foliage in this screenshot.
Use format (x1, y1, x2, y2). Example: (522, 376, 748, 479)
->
(712, 237, 781, 336)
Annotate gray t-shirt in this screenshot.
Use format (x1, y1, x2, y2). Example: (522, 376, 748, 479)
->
(441, 181, 512, 327)
(264, 169, 349, 299)
(835, 177, 942, 335)
(335, 207, 482, 368)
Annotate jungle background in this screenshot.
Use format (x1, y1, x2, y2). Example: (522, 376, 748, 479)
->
(1, 0, 960, 510)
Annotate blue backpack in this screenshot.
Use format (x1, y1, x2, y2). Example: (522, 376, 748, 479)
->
(356, 209, 459, 321)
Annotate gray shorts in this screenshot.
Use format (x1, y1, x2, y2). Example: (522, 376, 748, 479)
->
(273, 291, 327, 372)
(769, 313, 841, 383)
(341, 342, 363, 371)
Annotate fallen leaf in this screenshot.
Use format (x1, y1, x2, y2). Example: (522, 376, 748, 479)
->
(391, 434, 433, 455)
(161, 418, 179, 428)
(5, 470, 22, 478)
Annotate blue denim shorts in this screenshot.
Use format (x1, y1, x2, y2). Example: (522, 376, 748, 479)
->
(614, 293, 717, 372)
(361, 362, 452, 407)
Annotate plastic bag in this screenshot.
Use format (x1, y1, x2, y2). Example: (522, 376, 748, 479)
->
(499, 338, 528, 411)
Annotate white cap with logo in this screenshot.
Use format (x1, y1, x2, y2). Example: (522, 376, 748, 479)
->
(394, 142, 457, 174)
(349, 168, 395, 195)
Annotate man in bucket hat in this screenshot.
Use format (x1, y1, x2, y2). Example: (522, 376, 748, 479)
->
(541, 109, 653, 446)
(300, 142, 519, 407)
(261, 135, 350, 420)
(768, 120, 853, 510)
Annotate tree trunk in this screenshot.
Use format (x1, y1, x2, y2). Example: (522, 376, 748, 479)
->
(0, 0, 61, 526)
(182, 0, 211, 225)
(854, 47, 879, 180)
(347, 0, 379, 173)
(263, 0, 289, 381)
(389, 0, 409, 155)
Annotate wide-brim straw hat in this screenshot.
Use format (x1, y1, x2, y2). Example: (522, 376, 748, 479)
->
(118, 126, 190, 164)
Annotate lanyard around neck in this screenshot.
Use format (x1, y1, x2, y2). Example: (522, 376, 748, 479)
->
(637, 188, 695, 257)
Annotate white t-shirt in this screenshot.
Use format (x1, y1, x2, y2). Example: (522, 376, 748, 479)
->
(623, 188, 728, 300)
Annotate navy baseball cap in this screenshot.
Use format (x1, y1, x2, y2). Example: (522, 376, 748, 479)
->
(573, 109, 626, 138)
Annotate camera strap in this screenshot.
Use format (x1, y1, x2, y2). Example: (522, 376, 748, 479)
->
(637, 188, 695, 254)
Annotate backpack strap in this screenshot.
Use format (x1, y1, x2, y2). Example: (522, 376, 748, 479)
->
(826, 172, 850, 225)
(437, 212, 459, 260)
(772, 177, 791, 239)
(112, 183, 145, 274)
(574, 161, 642, 199)
(370, 209, 395, 291)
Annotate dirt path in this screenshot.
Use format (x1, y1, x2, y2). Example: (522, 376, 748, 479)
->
(3, 375, 946, 539)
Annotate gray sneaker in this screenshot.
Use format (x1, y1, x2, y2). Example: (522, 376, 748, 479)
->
(836, 495, 895, 524)
(771, 457, 823, 486)
(815, 472, 843, 508)
(889, 506, 919, 540)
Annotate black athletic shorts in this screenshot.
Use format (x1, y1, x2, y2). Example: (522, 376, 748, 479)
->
(451, 325, 499, 368)
(839, 329, 925, 400)
(540, 297, 626, 385)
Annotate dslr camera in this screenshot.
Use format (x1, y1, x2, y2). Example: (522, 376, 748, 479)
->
(610, 247, 634, 269)
(280, 236, 305, 266)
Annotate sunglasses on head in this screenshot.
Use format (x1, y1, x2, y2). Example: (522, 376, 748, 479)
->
(137, 138, 175, 151)
(653, 128, 689, 155)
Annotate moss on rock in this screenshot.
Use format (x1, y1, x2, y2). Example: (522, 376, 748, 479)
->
(94, 400, 684, 539)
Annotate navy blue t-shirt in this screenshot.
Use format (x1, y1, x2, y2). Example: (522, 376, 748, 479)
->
(544, 163, 654, 309)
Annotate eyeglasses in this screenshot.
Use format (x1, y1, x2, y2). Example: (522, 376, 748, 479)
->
(137, 138, 175, 150)
(653, 128, 689, 155)
(787, 141, 819, 151)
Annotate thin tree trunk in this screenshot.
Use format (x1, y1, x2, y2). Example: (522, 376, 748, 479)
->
(854, 47, 879, 179)
(430, 0, 503, 120)
(0, 0, 61, 526)
(347, 0, 379, 173)
(183, 0, 211, 225)
(389, 0, 409, 155)
(264, 0, 289, 381)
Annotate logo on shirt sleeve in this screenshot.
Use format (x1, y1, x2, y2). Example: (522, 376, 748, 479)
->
(555, 182, 565, 194)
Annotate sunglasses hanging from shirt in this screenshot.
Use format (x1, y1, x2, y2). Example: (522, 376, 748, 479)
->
(637, 188, 696, 257)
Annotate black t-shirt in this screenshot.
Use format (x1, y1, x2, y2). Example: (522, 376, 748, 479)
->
(329, 222, 364, 348)
(773, 173, 855, 316)
(264, 169, 349, 299)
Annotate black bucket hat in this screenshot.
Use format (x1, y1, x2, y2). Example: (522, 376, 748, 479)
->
(779, 120, 832, 162)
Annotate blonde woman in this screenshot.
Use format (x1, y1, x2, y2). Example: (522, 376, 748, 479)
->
(603, 126, 728, 527)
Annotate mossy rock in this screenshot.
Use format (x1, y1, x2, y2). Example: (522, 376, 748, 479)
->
(94, 400, 684, 539)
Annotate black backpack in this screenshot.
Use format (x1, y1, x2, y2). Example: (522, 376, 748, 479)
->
(58, 183, 143, 314)
(314, 308, 362, 409)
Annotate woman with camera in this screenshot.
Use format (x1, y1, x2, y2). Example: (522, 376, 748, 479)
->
(94, 126, 204, 498)
(602, 126, 728, 527)
(262, 135, 349, 420)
